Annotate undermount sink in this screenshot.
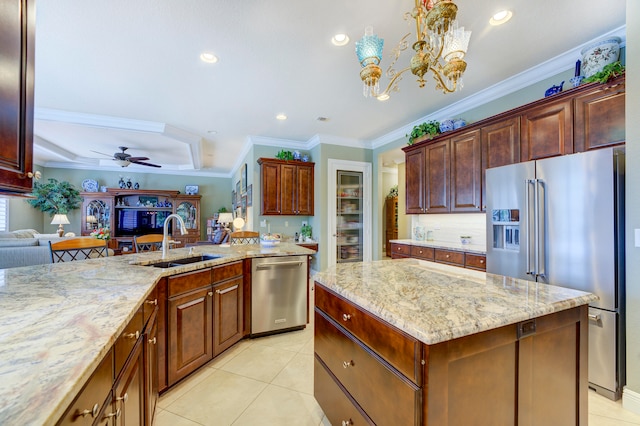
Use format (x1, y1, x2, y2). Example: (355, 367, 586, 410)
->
(144, 254, 223, 268)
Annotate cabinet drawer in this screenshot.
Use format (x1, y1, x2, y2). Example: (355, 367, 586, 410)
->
(143, 285, 158, 327)
(315, 284, 421, 385)
(314, 356, 372, 426)
(390, 243, 410, 258)
(115, 306, 144, 378)
(465, 253, 486, 271)
(434, 248, 464, 266)
(57, 350, 114, 426)
(315, 310, 421, 425)
(212, 261, 243, 282)
(410, 245, 435, 261)
(168, 268, 211, 297)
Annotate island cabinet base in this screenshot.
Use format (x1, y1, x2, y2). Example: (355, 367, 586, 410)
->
(314, 283, 589, 425)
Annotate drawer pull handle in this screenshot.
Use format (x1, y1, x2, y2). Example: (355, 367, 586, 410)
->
(125, 331, 140, 340)
(342, 360, 354, 368)
(149, 337, 157, 345)
(116, 393, 128, 404)
(145, 298, 158, 306)
(342, 313, 351, 321)
(78, 403, 100, 418)
(103, 408, 121, 420)
(216, 284, 239, 295)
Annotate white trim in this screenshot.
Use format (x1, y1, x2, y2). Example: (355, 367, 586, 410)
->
(327, 159, 372, 267)
(623, 387, 640, 416)
(0, 197, 8, 232)
(35, 108, 166, 133)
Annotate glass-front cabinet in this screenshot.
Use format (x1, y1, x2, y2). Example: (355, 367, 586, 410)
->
(336, 171, 363, 263)
(173, 195, 201, 245)
(80, 194, 114, 236)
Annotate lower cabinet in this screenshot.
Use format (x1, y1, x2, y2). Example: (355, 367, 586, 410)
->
(114, 340, 145, 426)
(213, 276, 244, 356)
(144, 312, 159, 426)
(391, 242, 486, 271)
(315, 283, 588, 426)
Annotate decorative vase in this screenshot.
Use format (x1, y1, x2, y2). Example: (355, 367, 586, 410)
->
(570, 76, 584, 88)
(581, 37, 621, 78)
(293, 150, 301, 161)
(439, 119, 454, 133)
(544, 81, 564, 97)
(302, 154, 310, 162)
(453, 119, 466, 129)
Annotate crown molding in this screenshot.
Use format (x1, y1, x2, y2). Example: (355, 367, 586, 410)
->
(35, 108, 166, 133)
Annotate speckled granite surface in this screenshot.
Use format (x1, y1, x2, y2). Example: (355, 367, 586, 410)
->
(390, 238, 486, 254)
(0, 243, 313, 425)
(314, 259, 597, 345)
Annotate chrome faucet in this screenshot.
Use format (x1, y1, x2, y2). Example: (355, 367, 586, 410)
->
(162, 214, 188, 259)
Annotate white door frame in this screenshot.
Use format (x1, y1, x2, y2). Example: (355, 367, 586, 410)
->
(328, 159, 372, 267)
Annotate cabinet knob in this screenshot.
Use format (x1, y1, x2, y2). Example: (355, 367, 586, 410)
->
(77, 403, 100, 418)
(27, 171, 41, 179)
(208, 291, 213, 297)
(446, 254, 450, 258)
(125, 331, 140, 339)
(145, 298, 158, 306)
(419, 250, 423, 254)
(116, 393, 128, 403)
(480, 259, 484, 264)
(149, 337, 157, 345)
(342, 360, 354, 368)
(342, 420, 353, 426)
(342, 313, 351, 321)
(103, 408, 121, 420)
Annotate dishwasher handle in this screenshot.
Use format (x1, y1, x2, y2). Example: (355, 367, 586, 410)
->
(256, 261, 303, 270)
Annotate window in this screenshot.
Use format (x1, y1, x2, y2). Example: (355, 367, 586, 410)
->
(0, 197, 7, 232)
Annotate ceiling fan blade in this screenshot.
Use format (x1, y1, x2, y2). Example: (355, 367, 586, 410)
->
(90, 150, 114, 158)
(131, 160, 161, 168)
(126, 156, 150, 161)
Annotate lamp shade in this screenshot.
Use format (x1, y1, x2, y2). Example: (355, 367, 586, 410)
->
(232, 217, 245, 231)
(218, 212, 234, 225)
(51, 214, 70, 225)
(355, 26, 384, 66)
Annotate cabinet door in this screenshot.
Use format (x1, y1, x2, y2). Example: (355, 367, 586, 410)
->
(213, 277, 244, 356)
(280, 164, 296, 215)
(520, 99, 573, 161)
(0, 0, 35, 194)
(405, 148, 426, 214)
(296, 164, 314, 215)
(81, 195, 114, 237)
(425, 140, 450, 213)
(450, 130, 481, 212)
(173, 197, 201, 244)
(481, 117, 520, 210)
(114, 341, 145, 426)
(261, 162, 281, 214)
(168, 288, 213, 385)
(144, 311, 158, 426)
(574, 78, 625, 152)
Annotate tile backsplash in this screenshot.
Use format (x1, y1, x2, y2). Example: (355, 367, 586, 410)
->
(410, 213, 486, 248)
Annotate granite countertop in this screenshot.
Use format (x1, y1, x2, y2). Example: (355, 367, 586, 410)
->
(0, 243, 313, 425)
(313, 259, 597, 345)
(390, 238, 486, 254)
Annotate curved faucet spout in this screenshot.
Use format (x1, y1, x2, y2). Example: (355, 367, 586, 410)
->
(163, 214, 188, 259)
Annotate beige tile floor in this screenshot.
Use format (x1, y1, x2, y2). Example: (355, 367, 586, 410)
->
(156, 292, 640, 425)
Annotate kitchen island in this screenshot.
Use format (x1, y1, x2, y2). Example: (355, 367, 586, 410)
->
(0, 243, 313, 425)
(313, 259, 597, 425)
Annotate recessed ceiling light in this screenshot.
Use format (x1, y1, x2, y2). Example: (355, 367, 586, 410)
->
(377, 93, 390, 101)
(200, 52, 218, 63)
(490, 10, 512, 26)
(276, 114, 287, 120)
(331, 34, 350, 46)
(207, 130, 218, 135)
(316, 116, 329, 122)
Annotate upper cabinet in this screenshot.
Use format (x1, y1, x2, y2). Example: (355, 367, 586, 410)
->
(403, 75, 625, 215)
(173, 195, 202, 245)
(0, 0, 36, 194)
(258, 158, 314, 216)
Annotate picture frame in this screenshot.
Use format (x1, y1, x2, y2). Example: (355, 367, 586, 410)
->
(246, 184, 253, 207)
(185, 185, 199, 195)
(241, 163, 247, 194)
(241, 195, 247, 218)
(235, 180, 240, 200)
(235, 206, 243, 220)
(231, 190, 236, 208)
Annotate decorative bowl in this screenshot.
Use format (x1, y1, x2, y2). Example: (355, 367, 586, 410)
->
(453, 119, 466, 129)
(439, 119, 454, 133)
(544, 81, 564, 97)
(260, 239, 280, 247)
(581, 37, 621, 78)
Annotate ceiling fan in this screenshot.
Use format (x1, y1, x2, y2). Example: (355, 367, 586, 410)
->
(92, 146, 161, 168)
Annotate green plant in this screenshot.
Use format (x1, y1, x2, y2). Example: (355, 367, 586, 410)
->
(387, 185, 398, 199)
(301, 224, 312, 237)
(217, 206, 228, 213)
(406, 120, 440, 144)
(275, 150, 294, 161)
(27, 178, 82, 216)
(582, 61, 625, 84)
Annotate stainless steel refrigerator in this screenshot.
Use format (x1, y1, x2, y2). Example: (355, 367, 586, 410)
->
(485, 147, 625, 400)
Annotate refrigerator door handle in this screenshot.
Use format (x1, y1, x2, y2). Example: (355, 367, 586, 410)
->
(525, 179, 534, 275)
(535, 179, 546, 278)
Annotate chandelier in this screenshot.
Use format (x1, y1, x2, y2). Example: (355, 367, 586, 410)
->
(355, 0, 471, 98)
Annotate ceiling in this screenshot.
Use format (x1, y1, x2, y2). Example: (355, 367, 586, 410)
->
(33, 0, 626, 177)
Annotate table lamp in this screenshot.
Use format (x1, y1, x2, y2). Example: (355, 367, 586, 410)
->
(218, 212, 234, 247)
(51, 214, 70, 237)
(232, 217, 245, 231)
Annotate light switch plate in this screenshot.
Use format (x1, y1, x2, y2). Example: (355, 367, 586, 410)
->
(635, 229, 640, 247)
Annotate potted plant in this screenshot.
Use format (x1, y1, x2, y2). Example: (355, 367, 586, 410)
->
(582, 61, 625, 84)
(301, 224, 312, 241)
(406, 120, 440, 145)
(27, 178, 82, 216)
(275, 150, 294, 161)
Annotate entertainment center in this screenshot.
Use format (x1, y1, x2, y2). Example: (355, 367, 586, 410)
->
(80, 189, 201, 251)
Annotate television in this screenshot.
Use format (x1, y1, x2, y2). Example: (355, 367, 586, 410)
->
(115, 209, 172, 236)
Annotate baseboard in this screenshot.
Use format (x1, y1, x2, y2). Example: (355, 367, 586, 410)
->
(623, 387, 640, 416)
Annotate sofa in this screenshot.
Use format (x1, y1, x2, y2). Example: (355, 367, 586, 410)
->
(0, 229, 67, 269)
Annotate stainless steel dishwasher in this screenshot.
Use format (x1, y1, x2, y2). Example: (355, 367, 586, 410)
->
(251, 255, 308, 335)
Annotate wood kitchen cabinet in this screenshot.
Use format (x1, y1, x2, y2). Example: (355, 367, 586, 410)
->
(450, 129, 481, 212)
(425, 139, 450, 213)
(114, 339, 145, 426)
(405, 148, 426, 214)
(144, 310, 159, 426)
(213, 276, 244, 356)
(481, 117, 520, 210)
(258, 158, 315, 216)
(0, 0, 36, 194)
(520, 97, 573, 161)
(384, 197, 398, 257)
(173, 195, 201, 245)
(574, 76, 625, 152)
